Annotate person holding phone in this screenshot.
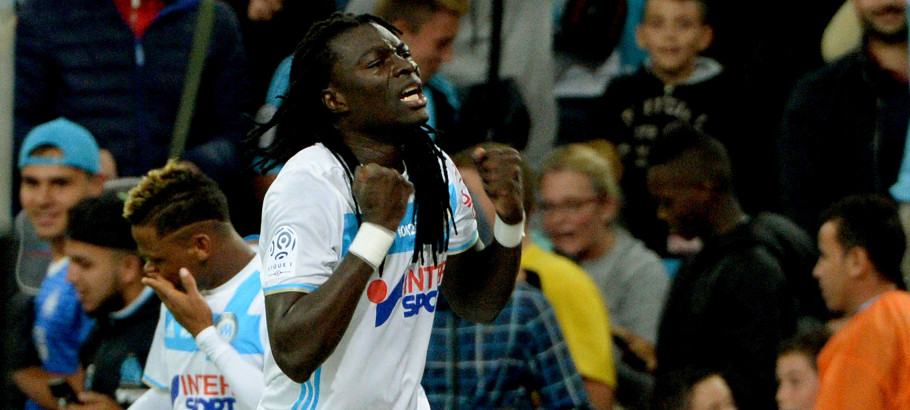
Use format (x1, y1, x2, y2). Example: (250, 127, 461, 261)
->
(48, 378, 81, 407)
(62, 188, 159, 409)
(9, 119, 106, 410)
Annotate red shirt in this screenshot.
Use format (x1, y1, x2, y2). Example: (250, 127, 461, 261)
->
(111, 0, 166, 38)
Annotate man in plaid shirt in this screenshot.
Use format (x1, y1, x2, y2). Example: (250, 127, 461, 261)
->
(422, 281, 591, 409)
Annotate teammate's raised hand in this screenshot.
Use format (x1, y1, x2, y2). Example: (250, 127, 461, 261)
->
(142, 268, 213, 337)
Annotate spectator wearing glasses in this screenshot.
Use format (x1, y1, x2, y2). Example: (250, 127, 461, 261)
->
(538, 142, 668, 408)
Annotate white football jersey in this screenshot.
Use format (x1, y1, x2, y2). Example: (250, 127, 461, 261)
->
(258, 143, 478, 409)
(142, 256, 267, 409)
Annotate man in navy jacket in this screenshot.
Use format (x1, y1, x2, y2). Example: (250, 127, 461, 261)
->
(14, 0, 251, 184)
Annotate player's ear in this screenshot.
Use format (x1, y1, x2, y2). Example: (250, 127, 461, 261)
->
(322, 85, 349, 114)
(119, 253, 144, 283)
(697, 25, 714, 52)
(845, 246, 871, 279)
(190, 233, 213, 261)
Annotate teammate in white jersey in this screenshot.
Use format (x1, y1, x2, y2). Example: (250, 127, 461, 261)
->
(248, 12, 525, 409)
(124, 161, 268, 409)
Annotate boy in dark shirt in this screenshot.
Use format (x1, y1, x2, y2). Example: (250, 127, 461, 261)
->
(595, 0, 754, 254)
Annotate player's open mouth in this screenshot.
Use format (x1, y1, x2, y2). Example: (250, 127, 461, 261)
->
(400, 84, 426, 105)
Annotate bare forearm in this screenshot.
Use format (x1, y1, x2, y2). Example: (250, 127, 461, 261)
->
(266, 256, 375, 382)
(442, 242, 521, 323)
(12, 367, 83, 410)
(448, 144, 525, 321)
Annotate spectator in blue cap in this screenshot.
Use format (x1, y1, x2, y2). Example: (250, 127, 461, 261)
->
(13, 118, 117, 295)
(19, 118, 102, 174)
(9, 117, 106, 410)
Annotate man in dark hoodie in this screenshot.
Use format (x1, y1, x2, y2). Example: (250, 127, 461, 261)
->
(646, 121, 824, 410)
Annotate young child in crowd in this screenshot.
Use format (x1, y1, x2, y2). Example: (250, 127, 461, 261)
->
(776, 323, 830, 410)
(651, 367, 738, 410)
(595, 0, 756, 255)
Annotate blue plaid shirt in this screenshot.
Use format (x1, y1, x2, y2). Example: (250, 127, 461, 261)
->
(423, 282, 591, 409)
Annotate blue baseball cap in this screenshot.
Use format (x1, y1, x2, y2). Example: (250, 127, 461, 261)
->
(18, 117, 101, 174)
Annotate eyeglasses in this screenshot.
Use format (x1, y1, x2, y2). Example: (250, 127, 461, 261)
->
(538, 196, 601, 214)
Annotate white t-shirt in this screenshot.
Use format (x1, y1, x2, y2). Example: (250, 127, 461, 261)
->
(258, 143, 478, 409)
(141, 256, 267, 409)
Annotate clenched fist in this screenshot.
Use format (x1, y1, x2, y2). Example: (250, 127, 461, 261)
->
(473, 146, 524, 224)
(353, 164, 414, 231)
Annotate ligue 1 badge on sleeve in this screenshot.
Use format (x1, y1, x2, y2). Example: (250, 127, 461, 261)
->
(267, 225, 297, 277)
(215, 312, 238, 344)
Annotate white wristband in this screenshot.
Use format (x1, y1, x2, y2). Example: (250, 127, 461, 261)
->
(493, 213, 525, 248)
(348, 222, 396, 269)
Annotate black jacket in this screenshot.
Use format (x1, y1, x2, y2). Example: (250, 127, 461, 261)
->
(14, 0, 250, 182)
(596, 59, 759, 254)
(779, 49, 910, 232)
(656, 214, 804, 410)
(80, 291, 160, 406)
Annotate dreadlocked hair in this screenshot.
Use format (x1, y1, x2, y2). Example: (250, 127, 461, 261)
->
(401, 125, 454, 265)
(246, 12, 454, 265)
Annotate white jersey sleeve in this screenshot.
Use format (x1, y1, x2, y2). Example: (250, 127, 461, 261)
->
(444, 156, 479, 254)
(193, 327, 264, 409)
(140, 305, 169, 392)
(260, 150, 351, 295)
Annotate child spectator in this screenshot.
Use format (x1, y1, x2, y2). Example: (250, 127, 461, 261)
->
(776, 323, 830, 410)
(652, 367, 737, 410)
(594, 0, 759, 254)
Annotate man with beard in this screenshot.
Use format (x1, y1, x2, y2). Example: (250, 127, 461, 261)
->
(63, 190, 159, 408)
(779, 0, 909, 233)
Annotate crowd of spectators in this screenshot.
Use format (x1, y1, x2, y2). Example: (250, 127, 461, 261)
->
(3, 0, 910, 408)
